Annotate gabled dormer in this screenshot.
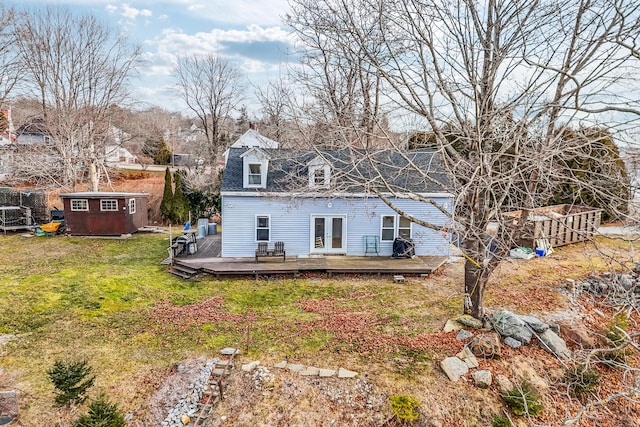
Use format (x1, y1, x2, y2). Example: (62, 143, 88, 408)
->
(240, 147, 270, 189)
(307, 155, 331, 188)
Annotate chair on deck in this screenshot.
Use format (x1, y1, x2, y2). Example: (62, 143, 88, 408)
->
(255, 242, 269, 262)
(272, 241, 286, 261)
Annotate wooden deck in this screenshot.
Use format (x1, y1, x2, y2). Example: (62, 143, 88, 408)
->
(174, 234, 448, 278)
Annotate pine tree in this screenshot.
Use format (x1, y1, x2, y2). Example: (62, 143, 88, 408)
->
(47, 360, 95, 407)
(73, 394, 126, 427)
(160, 168, 173, 222)
(171, 171, 190, 224)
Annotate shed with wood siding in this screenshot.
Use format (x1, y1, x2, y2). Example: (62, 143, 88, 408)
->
(60, 192, 149, 236)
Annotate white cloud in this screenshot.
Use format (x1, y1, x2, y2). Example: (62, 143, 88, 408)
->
(105, 3, 152, 21)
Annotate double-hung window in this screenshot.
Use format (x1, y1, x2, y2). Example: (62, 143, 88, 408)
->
(381, 215, 412, 241)
(248, 164, 262, 186)
(129, 198, 136, 214)
(256, 215, 270, 241)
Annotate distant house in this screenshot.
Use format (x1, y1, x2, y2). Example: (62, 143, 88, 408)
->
(220, 144, 453, 258)
(15, 116, 54, 146)
(223, 129, 279, 164)
(105, 144, 138, 165)
(60, 192, 149, 236)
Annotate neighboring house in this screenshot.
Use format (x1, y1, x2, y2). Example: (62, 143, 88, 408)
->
(223, 129, 279, 164)
(60, 192, 149, 236)
(0, 150, 12, 181)
(15, 117, 54, 146)
(105, 144, 138, 165)
(220, 146, 454, 258)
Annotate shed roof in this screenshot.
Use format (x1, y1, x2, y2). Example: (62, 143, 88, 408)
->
(60, 192, 149, 198)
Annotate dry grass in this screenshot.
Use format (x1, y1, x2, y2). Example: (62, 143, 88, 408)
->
(0, 232, 638, 426)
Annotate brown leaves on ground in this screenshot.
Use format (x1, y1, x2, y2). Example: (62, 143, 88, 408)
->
(296, 294, 460, 357)
(148, 296, 256, 333)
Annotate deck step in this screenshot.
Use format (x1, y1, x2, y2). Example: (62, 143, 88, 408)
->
(171, 263, 200, 275)
(169, 268, 194, 279)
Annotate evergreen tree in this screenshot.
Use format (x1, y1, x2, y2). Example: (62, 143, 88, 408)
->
(142, 137, 172, 165)
(47, 360, 95, 407)
(160, 168, 173, 221)
(171, 171, 190, 224)
(73, 394, 126, 427)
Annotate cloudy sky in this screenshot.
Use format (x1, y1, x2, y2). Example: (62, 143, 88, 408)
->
(11, 0, 296, 114)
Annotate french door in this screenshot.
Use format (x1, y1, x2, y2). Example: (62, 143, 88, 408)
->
(311, 215, 346, 254)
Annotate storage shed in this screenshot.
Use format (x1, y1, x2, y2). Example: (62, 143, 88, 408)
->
(504, 204, 602, 249)
(60, 192, 149, 236)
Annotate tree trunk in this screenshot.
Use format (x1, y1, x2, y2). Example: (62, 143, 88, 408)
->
(463, 258, 486, 319)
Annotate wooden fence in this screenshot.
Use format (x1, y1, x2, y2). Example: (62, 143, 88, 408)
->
(504, 204, 602, 249)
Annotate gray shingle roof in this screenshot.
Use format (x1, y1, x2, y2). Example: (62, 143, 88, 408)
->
(221, 147, 450, 194)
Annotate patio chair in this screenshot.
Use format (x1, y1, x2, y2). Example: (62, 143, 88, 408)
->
(255, 242, 269, 262)
(272, 241, 286, 261)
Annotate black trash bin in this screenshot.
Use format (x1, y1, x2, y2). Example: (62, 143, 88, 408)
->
(392, 237, 415, 258)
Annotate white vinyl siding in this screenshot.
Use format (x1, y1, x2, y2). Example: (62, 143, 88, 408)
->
(100, 199, 118, 211)
(70, 199, 88, 211)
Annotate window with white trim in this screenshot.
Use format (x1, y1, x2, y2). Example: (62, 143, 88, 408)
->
(381, 216, 395, 241)
(398, 217, 412, 239)
(313, 168, 325, 186)
(380, 215, 412, 241)
(129, 198, 136, 214)
(256, 215, 270, 241)
(70, 199, 89, 211)
(248, 163, 262, 186)
(100, 199, 118, 211)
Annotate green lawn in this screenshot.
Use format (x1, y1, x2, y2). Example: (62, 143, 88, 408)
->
(0, 232, 458, 424)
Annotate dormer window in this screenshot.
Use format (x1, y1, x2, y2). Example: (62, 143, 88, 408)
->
(248, 163, 262, 185)
(308, 156, 330, 188)
(241, 147, 270, 189)
(313, 168, 325, 186)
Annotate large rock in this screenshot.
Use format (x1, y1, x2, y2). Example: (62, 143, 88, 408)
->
(518, 315, 550, 333)
(440, 357, 469, 382)
(494, 375, 513, 393)
(472, 370, 492, 389)
(537, 329, 571, 360)
(456, 347, 479, 369)
(557, 320, 598, 349)
(456, 315, 484, 329)
(490, 309, 533, 344)
(443, 319, 465, 332)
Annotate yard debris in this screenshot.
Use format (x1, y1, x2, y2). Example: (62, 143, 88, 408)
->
(467, 333, 502, 358)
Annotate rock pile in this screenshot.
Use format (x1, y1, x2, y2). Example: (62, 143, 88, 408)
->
(571, 273, 640, 307)
(161, 358, 218, 427)
(440, 309, 572, 386)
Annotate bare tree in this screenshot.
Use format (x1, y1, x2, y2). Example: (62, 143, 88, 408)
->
(0, 5, 23, 110)
(173, 54, 245, 166)
(285, 4, 387, 149)
(12, 6, 141, 191)
(288, 0, 640, 318)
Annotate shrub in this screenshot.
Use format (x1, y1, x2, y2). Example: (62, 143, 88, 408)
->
(47, 360, 95, 407)
(565, 364, 600, 395)
(492, 413, 512, 427)
(599, 312, 631, 366)
(390, 395, 420, 422)
(73, 394, 125, 427)
(160, 167, 173, 221)
(502, 380, 543, 417)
